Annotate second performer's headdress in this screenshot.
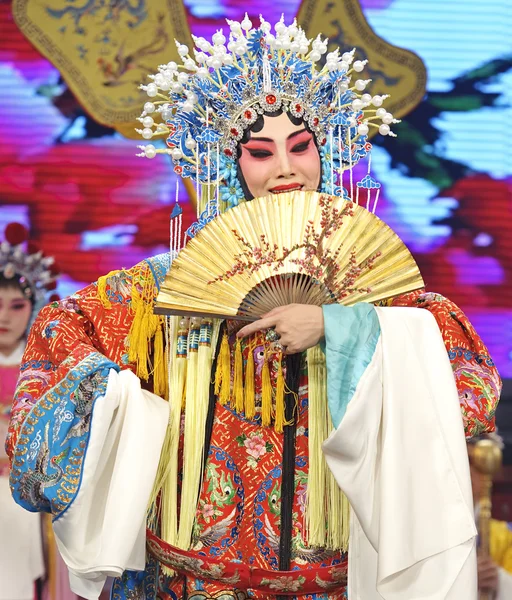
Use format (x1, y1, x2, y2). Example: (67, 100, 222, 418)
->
(0, 223, 59, 308)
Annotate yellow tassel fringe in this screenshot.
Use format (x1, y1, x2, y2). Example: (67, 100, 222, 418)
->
(244, 341, 256, 419)
(153, 322, 166, 398)
(161, 318, 185, 549)
(177, 323, 201, 548)
(213, 334, 295, 432)
(215, 332, 231, 405)
(261, 352, 273, 427)
(233, 338, 244, 413)
(145, 313, 348, 557)
(274, 355, 286, 433)
(305, 344, 350, 552)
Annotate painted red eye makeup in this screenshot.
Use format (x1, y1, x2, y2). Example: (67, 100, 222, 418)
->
(288, 130, 314, 153)
(246, 149, 273, 159)
(242, 141, 274, 159)
(291, 139, 312, 153)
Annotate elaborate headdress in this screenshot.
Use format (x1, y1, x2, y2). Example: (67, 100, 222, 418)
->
(0, 223, 59, 305)
(137, 14, 397, 220)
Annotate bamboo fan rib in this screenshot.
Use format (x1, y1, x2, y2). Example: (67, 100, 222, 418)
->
(155, 191, 424, 319)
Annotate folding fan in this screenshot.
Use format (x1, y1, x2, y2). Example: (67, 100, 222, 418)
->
(154, 191, 424, 321)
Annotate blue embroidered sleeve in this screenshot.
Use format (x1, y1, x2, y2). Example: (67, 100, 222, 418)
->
(10, 354, 119, 516)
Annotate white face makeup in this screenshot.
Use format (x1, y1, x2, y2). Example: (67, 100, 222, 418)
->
(238, 112, 321, 199)
(0, 286, 31, 355)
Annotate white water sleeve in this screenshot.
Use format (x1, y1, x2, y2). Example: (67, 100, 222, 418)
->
(53, 368, 169, 600)
(323, 306, 477, 600)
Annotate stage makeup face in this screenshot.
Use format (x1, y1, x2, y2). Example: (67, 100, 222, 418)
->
(238, 112, 321, 199)
(0, 286, 31, 355)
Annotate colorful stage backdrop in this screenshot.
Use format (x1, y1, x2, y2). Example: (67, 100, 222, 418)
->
(0, 0, 511, 374)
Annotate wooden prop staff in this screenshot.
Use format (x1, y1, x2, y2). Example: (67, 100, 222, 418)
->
(472, 439, 503, 600)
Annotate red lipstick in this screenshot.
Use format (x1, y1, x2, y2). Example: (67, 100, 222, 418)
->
(269, 183, 303, 193)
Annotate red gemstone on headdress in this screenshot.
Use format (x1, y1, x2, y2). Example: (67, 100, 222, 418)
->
(27, 241, 40, 254)
(5, 222, 28, 246)
(230, 127, 239, 136)
(174, 166, 183, 174)
(295, 104, 302, 112)
(266, 94, 277, 105)
(224, 148, 233, 157)
(321, 137, 327, 146)
(313, 118, 319, 127)
(49, 262, 60, 276)
(244, 110, 252, 119)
